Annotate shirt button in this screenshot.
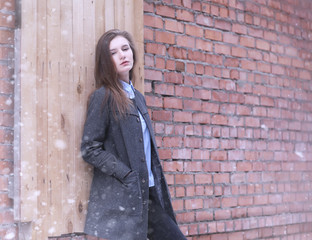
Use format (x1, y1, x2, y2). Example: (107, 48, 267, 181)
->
(142, 179, 146, 183)
(141, 158, 145, 162)
(139, 138, 143, 142)
(137, 117, 140, 122)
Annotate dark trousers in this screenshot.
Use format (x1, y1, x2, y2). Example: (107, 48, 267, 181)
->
(147, 187, 187, 240)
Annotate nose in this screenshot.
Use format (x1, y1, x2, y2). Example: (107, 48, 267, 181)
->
(118, 50, 125, 59)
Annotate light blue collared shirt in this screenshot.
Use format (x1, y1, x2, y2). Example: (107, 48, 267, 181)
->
(121, 80, 155, 187)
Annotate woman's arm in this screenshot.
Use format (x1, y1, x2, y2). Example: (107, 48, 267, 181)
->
(81, 89, 131, 180)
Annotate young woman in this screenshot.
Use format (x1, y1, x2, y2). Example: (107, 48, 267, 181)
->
(81, 29, 186, 240)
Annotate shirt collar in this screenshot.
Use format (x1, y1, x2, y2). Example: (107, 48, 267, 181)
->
(120, 80, 135, 99)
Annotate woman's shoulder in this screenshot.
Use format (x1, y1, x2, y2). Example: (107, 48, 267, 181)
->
(89, 86, 107, 100)
(87, 86, 108, 107)
(93, 86, 106, 95)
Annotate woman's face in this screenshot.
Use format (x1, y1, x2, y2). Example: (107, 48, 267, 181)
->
(109, 35, 134, 82)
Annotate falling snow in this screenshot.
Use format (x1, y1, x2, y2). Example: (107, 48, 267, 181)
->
(67, 199, 75, 204)
(261, 124, 268, 131)
(295, 151, 304, 159)
(5, 98, 12, 106)
(54, 139, 67, 150)
(6, 15, 12, 22)
(4, 232, 15, 240)
(48, 227, 55, 235)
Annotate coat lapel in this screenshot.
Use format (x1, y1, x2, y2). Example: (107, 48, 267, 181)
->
(134, 91, 158, 150)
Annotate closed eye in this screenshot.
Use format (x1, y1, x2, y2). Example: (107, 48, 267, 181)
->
(110, 50, 117, 55)
(122, 46, 130, 51)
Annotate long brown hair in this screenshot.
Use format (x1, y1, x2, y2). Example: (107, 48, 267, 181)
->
(94, 29, 137, 117)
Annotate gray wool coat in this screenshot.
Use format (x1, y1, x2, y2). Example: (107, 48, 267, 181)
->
(81, 86, 176, 240)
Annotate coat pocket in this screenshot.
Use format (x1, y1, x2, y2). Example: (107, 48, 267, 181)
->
(112, 171, 143, 216)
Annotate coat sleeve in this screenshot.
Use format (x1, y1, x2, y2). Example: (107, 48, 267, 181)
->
(81, 89, 131, 180)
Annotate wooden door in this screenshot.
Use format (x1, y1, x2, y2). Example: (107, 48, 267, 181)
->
(17, 0, 143, 239)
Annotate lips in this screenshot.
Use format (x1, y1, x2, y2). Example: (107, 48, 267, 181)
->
(121, 61, 129, 66)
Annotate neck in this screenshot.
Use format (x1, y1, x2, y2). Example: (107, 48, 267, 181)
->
(119, 73, 130, 83)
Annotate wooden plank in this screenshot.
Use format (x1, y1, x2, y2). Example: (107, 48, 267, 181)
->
(59, 0, 75, 234)
(104, 0, 115, 30)
(95, 0, 106, 41)
(71, 0, 96, 232)
(114, 0, 125, 30)
(129, 0, 144, 93)
(20, 0, 38, 223)
(35, 0, 48, 238)
(46, 0, 63, 236)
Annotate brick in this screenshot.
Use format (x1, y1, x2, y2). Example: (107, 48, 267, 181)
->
(174, 61, 184, 72)
(261, 6, 274, 17)
(222, 197, 238, 208)
(168, 46, 187, 59)
(183, 99, 200, 111)
(210, 5, 219, 16)
(215, 19, 232, 31)
(231, 47, 247, 58)
(156, 57, 166, 69)
(205, 29, 222, 41)
(0, 47, 13, 61)
(145, 43, 166, 55)
(143, 1, 153, 13)
(223, 32, 239, 44)
(175, 174, 193, 184)
(0, 193, 12, 207)
(211, 151, 227, 161)
(175, 211, 195, 222)
(232, 23, 247, 34)
(188, 50, 205, 62)
(155, 31, 175, 44)
(240, 36, 255, 48)
(144, 69, 162, 81)
(195, 39, 213, 52)
(256, 39, 270, 51)
(163, 97, 182, 109)
(245, 2, 259, 14)
(144, 15, 163, 29)
(248, 27, 263, 38)
(144, 27, 153, 41)
(154, 83, 174, 96)
(165, 19, 184, 33)
(196, 14, 213, 27)
(196, 211, 213, 221)
(185, 198, 203, 210)
(164, 72, 183, 84)
(155, 5, 175, 18)
(195, 174, 212, 184)
(176, 9, 194, 22)
(264, 31, 277, 41)
(0, 13, 15, 29)
(215, 209, 231, 220)
(176, 35, 195, 48)
(152, 110, 172, 121)
(0, 145, 13, 160)
(215, 43, 231, 55)
(174, 111, 192, 122)
(0, 30, 14, 44)
(185, 24, 203, 37)
(257, 62, 271, 73)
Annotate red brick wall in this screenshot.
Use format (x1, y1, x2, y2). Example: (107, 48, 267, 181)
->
(0, 0, 16, 239)
(144, 0, 312, 239)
